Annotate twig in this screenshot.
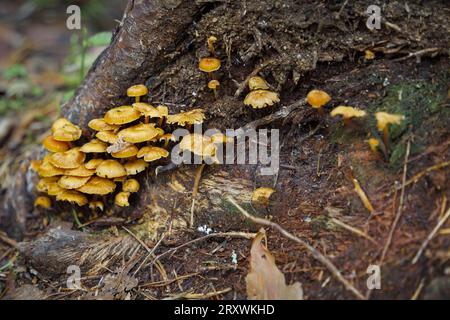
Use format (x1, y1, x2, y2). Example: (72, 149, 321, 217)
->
(122, 226, 151, 252)
(330, 218, 377, 245)
(411, 278, 425, 300)
(226, 196, 366, 300)
(393, 47, 439, 62)
(0, 232, 18, 248)
(133, 233, 166, 276)
(395, 160, 450, 190)
(380, 140, 411, 262)
(412, 206, 450, 264)
(352, 178, 375, 213)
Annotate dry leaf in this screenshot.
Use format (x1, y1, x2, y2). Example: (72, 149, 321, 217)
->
(246, 228, 303, 300)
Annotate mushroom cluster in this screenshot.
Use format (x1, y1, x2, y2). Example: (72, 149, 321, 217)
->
(33, 84, 206, 211)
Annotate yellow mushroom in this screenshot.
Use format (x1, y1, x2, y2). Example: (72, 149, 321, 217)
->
(112, 144, 139, 159)
(80, 139, 108, 153)
(207, 35, 217, 55)
(330, 106, 367, 125)
(42, 135, 70, 152)
(248, 76, 269, 91)
(95, 160, 127, 179)
(127, 84, 148, 103)
(137, 146, 169, 162)
(118, 123, 161, 143)
(375, 112, 405, 147)
(96, 131, 119, 144)
(104, 106, 141, 125)
(306, 89, 331, 114)
(49, 148, 85, 169)
(52, 122, 82, 142)
(77, 176, 116, 195)
(89, 201, 104, 211)
(166, 109, 205, 127)
(85, 158, 105, 170)
(58, 175, 91, 189)
(123, 179, 140, 193)
(115, 191, 131, 207)
(88, 118, 120, 131)
(123, 159, 149, 175)
(199, 57, 221, 75)
(34, 196, 52, 209)
(208, 80, 220, 98)
(56, 190, 88, 206)
(244, 90, 280, 109)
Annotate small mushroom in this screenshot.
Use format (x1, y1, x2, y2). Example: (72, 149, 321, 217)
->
(156, 105, 169, 127)
(306, 89, 331, 114)
(88, 118, 120, 131)
(248, 76, 269, 91)
(244, 90, 280, 109)
(367, 138, 380, 153)
(118, 123, 161, 143)
(375, 112, 405, 148)
(104, 106, 141, 125)
(115, 191, 131, 207)
(80, 139, 108, 153)
(49, 148, 85, 169)
(34, 196, 51, 209)
(56, 190, 88, 206)
(123, 179, 140, 193)
(159, 133, 178, 148)
(330, 106, 367, 125)
(198, 57, 221, 78)
(127, 84, 148, 103)
(37, 156, 65, 177)
(77, 176, 116, 195)
(123, 159, 149, 175)
(179, 133, 216, 158)
(95, 160, 127, 179)
(42, 135, 70, 152)
(364, 50, 375, 60)
(137, 146, 169, 162)
(51, 118, 72, 132)
(208, 80, 220, 99)
(52, 122, 82, 142)
(111, 144, 139, 158)
(89, 201, 104, 211)
(63, 165, 95, 177)
(207, 36, 217, 55)
(132, 102, 158, 124)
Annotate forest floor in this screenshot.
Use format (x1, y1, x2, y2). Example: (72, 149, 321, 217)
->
(0, 0, 449, 300)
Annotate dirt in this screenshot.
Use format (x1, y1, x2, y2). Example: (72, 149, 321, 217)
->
(1, 0, 449, 300)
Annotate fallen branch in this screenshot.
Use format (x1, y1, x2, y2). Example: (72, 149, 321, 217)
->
(412, 206, 450, 264)
(226, 196, 366, 300)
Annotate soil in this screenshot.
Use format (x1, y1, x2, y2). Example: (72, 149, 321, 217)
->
(0, 0, 449, 300)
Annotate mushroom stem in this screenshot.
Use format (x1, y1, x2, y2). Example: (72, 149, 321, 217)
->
(383, 126, 389, 149)
(343, 117, 351, 126)
(190, 163, 206, 228)
(158, 117, 164, 127)
(212, 88, 218, 99)
(163, 140, 169, 148)
(135, 96, 140, 103)
(317, 107, 325, 116)
(144, 116, 149, 124)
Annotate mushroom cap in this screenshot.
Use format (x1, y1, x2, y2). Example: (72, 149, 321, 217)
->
(89, 201, 104, 211)
(248, 76, 269, 91)
(112, 144, 139, 158)
(123, 179, 140, 193)
(88, 118, 120, 131)
(37, 156, 65, 177)
(198, 57, 221, 72)
(132, 103, 159, 118)
(80, 139, 108, 153)
(306, 89, 331, 108)
(251, 187, 276, 206)
(36, 177, 59, 193)
(96, 159, 127, 178)
(127, 84, 148, 97)
(179, 133, 216, 157)
(156, 105, 168, 117)
(85, 158, 105, 170)
(63, 165, 95, 177)
(115, 191, 131, 207)
(96, 131, 119, 144)
(30, 160, 42, 172)
(124, 159, 148, 175)
(159, 133, 178, 142)
(137, 146, 169, 162)
(244, 90, 280, 109)
(34, 196, 51, 209)
(210, 132, 234, 144)
(51, 118, 72, 132)
(375, 112, 405, 131)
(52, 123, 82, 142)
(330, 106, 367, 119)
(364, 50, 375, 60)
(56, 190, 88, 206)
(367, 138, 380, 151)
(58, 175, 91, 189)
(118, 123, 161, 143)
(42, 135, 70, 152)
(49, 148, 85, 169)
(166, 109, 205, 126)
(208, 80, 220, 89)
(77, 176, 116, 195)
(104, 106, 141, 125)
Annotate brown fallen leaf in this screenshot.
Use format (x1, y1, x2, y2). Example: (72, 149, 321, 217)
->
(246, 228, 303, 300)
